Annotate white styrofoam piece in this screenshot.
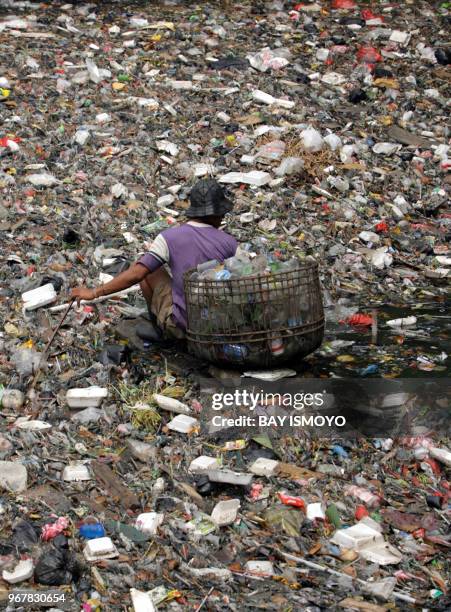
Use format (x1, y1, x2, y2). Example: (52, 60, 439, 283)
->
(219, 171, 272, 186)
(62, 463, 91, 482)
(331, 523, 384, 551)
(2, 559, 34, 584)
(166, 414, 198, 434)
(130, 588, 156, 612)
(99, 272, 114, 284)
(360, 542, 402, 565)
(207, 469, 253, 486)
(389, 30, 411, 45)
(135, 512, 164, 535)
(83, 537, 118, 561)
(0, 461, 27, 493)
(14, 417, 51, 431)
(153, 393, 191, 415)
(211, 499, 240, 526)
(22, 283, 57, 311)
(306, 502, 326, 521)
(244, 560, 274, 576)
(188, 456, 219, 473)
(66, 386, 108, 408)
(249, 458, 279, 477)
(252, 89, 294, 109)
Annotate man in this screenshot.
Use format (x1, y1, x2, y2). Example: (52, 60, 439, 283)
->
(71, 179, 237, 339)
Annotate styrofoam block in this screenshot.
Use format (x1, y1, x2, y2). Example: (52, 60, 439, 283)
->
(245, 560, 274, 576)
(135, 512, 164, 535)
(0, 461, 27, 493)
(167, 414, 198, 434)
(2, 559, 34, 584)
(249, 457, 279, 477)
(207, 469, 253, 486)
(306, 502, 326, 521)
(188, 456, 219, 473)
(66, 386, 108, 408)
(360, 542, 402, 565)
(22, 283, 57, 311)
(331, 523, 384, 551)
(219, 170, 272, 186)
(130, 588, 156, 612)
(62, 463, 91, 482)
(84, 537, 118, 561)
(211, 499, 240, 526)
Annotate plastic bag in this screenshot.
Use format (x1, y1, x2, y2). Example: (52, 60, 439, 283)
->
(34, 541, 79, 586)
(25, 173, 59, 187)
(41, 516, 69, 542)
(346, 314, 373, 327)
(301, 128, 323, 152)
(256, 140, 286, 161)
(357, 46, 382, 64)
(11, 520, 39, 552)
(324, 133, 342, 151)
(11, 349, 41, 377)
(248, 48, 290, 72)
(275, 157, 304, 176)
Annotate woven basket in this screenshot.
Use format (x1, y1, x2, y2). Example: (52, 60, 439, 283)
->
(183, 259, 324, 367)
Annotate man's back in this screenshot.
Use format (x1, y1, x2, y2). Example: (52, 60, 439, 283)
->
(139, 220, 237, 328)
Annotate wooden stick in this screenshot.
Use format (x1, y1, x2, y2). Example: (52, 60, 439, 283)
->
(48, 285, 140, 313)
(27, 299, 75, 397)
(272, 548, 417, 605)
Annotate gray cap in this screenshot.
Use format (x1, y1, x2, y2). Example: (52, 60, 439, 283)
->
(187, 179, 234, 218)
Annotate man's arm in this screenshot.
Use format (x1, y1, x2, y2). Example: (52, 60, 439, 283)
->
(70, 263, 149, 305)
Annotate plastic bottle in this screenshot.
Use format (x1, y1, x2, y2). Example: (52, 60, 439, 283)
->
(251, 255, 268, 274)
(215, 269, 231, 281)
(224, 255, 253, 277)
(281, 258, 299, 273)
(270, 338, 284, 356)
(197, 259, 219, 274)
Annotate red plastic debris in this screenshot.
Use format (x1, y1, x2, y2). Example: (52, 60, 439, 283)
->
(375, 221, 388, 233)
(250, 483, 264, 500)
(361, 9, 383, 22)
(412, 528, 425, 539)
(278, 492, 306, 510)
(331, 0, 356, 9)
(346, 314, 373, 326)
(357, 46, 382, 64)
(41, 516, 69, 541)
(422, 458, 441, 476)
(355, 505, 369, 520)
(0, 136, 21, 147)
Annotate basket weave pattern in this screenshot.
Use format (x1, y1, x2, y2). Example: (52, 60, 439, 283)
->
(183, 260, 324, 367)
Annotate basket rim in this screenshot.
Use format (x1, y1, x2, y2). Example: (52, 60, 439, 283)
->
(183, 257, 319, 285)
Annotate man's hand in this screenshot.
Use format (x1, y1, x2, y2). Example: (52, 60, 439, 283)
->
(70, 286, 96, 306)
(69, 264, 149, 307)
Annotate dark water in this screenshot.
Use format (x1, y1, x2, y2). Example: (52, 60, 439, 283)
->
(305, 301, 450, 378)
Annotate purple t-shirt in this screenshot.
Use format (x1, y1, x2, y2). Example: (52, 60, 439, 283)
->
(138, 222, 237, 329)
